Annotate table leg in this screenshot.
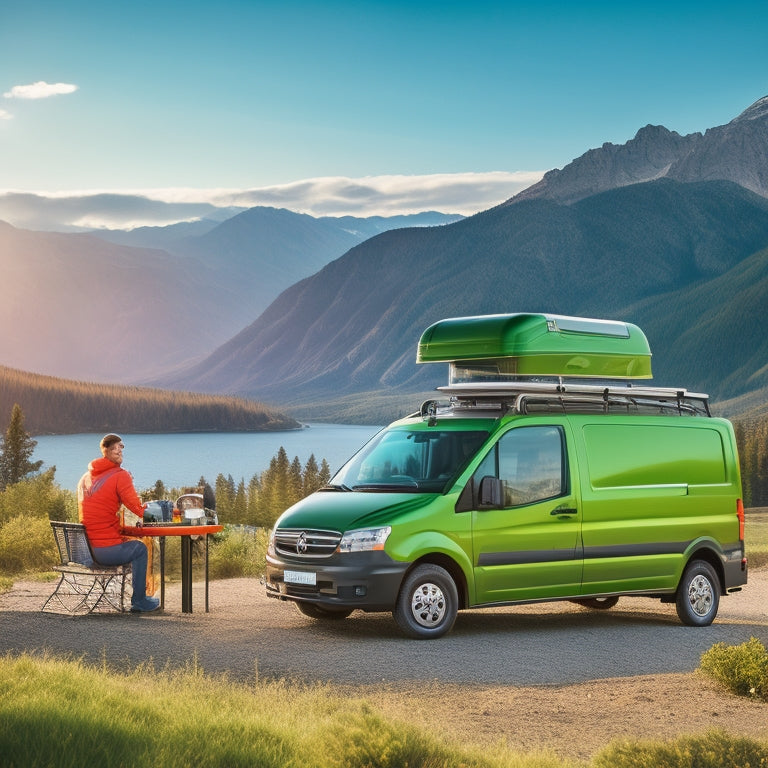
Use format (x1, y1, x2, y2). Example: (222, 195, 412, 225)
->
(159, 537, 166, 609)
(205, 534, 210, 612)
(181, 536, 193, 613)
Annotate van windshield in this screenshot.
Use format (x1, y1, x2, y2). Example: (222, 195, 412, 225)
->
(330, 428, 489, 493)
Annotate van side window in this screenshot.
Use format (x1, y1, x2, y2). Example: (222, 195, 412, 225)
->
(485, 426, 566, 507)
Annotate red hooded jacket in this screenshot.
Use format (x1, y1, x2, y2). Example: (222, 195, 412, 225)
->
(77, 457, 146, 548)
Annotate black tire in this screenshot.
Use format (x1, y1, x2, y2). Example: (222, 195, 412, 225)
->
(571, 596, 620, 610)
(393, 564, 458, 639)
(295, 602, 353, 621)
(675, 560, 720, 626)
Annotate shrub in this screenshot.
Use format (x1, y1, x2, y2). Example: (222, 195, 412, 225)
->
(326, 705, 526, 768)
(208, 527, 268, 579)
(593, 730, 768, 768)
(0, 469, 76, 526)
(0, 515, 59, 574)
(700, 637, 768, 701)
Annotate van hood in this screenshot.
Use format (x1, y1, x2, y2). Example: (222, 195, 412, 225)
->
(275, 489, 440, 532)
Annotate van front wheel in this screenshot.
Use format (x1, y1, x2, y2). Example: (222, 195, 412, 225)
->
(394, 564, 458, 639)
(676, 560, 720, 626)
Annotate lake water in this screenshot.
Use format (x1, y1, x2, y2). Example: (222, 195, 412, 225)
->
(33, 424, 382, 492)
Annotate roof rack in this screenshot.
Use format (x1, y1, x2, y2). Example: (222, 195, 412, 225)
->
(419, 379, 711, 419)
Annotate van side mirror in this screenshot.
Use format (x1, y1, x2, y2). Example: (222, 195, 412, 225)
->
(478, 476, 503, 509)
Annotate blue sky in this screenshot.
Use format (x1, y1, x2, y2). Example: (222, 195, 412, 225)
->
(1, 0, 766, 222)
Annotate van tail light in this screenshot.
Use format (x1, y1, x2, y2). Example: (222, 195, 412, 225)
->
(737, 498, 748, 571)
(737, 498, 745, 542)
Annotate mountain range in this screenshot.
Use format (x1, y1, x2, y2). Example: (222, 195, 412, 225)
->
(152, 95, 768, 422)
(3, 95, 768, 426)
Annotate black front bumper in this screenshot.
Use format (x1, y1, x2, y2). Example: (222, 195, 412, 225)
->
(265, 550, 410, 611)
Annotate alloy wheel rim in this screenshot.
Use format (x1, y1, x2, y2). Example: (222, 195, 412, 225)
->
(688, 574, 713, 617)
(411, 582, 447, 627)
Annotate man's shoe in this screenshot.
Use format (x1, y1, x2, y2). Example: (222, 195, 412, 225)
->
(130, 597, 161, 613)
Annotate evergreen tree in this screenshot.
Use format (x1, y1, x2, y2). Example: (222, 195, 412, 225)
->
(215, 473, 236, 521)
(259, 447, 291, 526)
(0, 404, 44, 491)
(232, 478, 247, 524)
(200, 478, 216, 510)
(319, 458, 331, 487)
(756, 424, 768, 507)
(288, 456, 303, 508)
(246, 473, 261, 526)
(303, 454, 320, 496)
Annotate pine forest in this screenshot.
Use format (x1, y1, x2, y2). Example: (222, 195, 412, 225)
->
(0, 365, 298, 434)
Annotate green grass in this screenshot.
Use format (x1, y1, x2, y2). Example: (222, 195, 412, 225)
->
(746, 508, 768, 569)
(0, 653, 569, 768)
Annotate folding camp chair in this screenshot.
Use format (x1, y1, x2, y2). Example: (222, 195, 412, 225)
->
(41, 521, 131, 615)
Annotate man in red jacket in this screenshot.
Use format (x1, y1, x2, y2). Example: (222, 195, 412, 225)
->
(77, 434, 160, 613)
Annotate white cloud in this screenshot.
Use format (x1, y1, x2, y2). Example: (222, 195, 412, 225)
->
(0, 109, 13, 120)
(3, 81, 78, 99)
(0, 171, 545, 230)
(139, 171, 545, 217)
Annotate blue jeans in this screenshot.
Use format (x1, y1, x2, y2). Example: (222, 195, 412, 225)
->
(92, 540, 148, 604)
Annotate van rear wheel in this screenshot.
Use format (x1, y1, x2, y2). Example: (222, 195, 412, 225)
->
(676, 560, 720, 626)
(394, 564, 458, 639)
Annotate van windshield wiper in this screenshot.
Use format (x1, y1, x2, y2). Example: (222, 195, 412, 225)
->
(319, 483, 353, 492)
(352, 481, 419, 492)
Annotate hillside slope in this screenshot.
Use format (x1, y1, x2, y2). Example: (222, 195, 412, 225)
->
(0, 223, 233, 381)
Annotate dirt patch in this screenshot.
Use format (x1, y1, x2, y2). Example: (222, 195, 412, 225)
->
(345, 673, 768, 763)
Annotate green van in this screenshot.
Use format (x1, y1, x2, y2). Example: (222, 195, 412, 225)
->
(265, 313, 747, 638)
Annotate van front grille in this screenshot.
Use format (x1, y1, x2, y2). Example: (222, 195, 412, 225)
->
(274, 528, 341, 558)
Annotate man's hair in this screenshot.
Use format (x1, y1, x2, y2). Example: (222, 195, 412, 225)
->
(100, 433, 123, 450)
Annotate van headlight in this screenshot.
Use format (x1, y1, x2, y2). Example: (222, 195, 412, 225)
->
(338, 526, 391, 553)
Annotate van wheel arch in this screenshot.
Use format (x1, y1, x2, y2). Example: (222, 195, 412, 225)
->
(684, 547, 726, 594)
(408, 554, 468, 609)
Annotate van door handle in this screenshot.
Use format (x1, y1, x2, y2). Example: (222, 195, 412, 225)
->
(551, 507, 577, 516)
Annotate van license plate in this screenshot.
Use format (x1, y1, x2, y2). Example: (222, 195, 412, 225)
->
(284, 570, 316, 586)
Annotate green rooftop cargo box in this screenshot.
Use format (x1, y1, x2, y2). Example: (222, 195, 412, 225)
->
(416, 312, 652, 381)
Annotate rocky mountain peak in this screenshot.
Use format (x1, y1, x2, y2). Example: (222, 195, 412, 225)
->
(508, 95, 768, 206)
(730, 95, 768, 123)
